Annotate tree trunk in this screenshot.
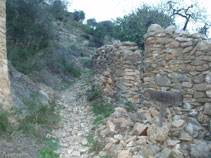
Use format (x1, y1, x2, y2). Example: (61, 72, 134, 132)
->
(183, 15, 191, 31)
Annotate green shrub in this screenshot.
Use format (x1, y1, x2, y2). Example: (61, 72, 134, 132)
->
(86, 88, 102, 102)
(18, 94, 60, 135)
(63, 64, 81, 78)
(79, 58, 93, 68)
(124, 101, 135, 112)
(87, 133, 105, 154)
(87, 88, 114, 118)
(7, 47, 43, 75)
(102, 155, 111, 158)
(113, 5, 174, 48)
(0, 107, 13, 135)
(6, 0, 54, 51)
(91, 101, 114, 118)
(38, 138, 61, 158)
(51, 52, 81, 78)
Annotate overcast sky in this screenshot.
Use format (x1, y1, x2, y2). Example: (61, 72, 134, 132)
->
(68, 0, 211, 22)
(68, 0, 211, 35)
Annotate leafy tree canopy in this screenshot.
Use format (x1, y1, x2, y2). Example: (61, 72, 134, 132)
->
(112, 5, 174, 48)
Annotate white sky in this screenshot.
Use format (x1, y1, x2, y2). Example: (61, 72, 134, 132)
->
(68, 0, 211, 35)
(68, 0, 211, 22)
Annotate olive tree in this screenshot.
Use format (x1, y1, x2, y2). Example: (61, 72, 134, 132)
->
(113, 5, 174, 48)
(163, 0, 210, 32)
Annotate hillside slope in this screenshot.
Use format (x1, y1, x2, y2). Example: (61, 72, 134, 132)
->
(1, 18, 99, 158)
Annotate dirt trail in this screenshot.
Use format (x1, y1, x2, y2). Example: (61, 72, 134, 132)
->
(51, 77, 94, 158)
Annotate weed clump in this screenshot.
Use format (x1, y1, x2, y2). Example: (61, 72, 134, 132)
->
(17, 95, 60, 136)
(38, 137, 61, 158)
(86, 88, 102, 102)
(86, 88, 114, 118)
(86, 88, 114, 154)
(0, 107, 13, 135)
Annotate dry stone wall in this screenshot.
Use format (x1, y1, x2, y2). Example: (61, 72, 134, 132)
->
(0, 0, 12, 111)
(93, 24, 211, 157)
(144, 24, 211, 140)
(92, 41, 144, 104)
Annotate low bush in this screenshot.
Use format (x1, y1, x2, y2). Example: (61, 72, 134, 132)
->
(91, 101, 114, 118)
(86, 88, 114, 155)
(17, 94, 60, 136)
(38, 137, 61, 158)
(87, 133, 105, 154)
(7, 47, 43, 75)
(0, 107, 13, 136)
(62, 63, 81, 78)
(86, 88, 102, 102)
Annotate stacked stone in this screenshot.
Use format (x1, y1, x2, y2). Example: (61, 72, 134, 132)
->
(0, 0, 13, 111)
(93, 42, 143, 104)
(144, 24, 211, 156)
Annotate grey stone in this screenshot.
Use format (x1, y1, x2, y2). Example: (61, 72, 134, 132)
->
(189, 109, 198, 116)
(168, 73, 189, 82)
(166, 139, 180, 147)
(114, 134, 123, 140)
(195, 98, 211, 103)
(143, 148, 154, 158)
(147, 24, 164, 33)
(191, 33, 206, 39)
(114, 107, 127, 113)
(185, 122, 203, 137)
(147, 125, 169, 142)
(191, 59, 204, 66)
(159, 148, 171, 158)
(172, 119, 185, 128)
(193, 84, 211, 91)
(196, 40, 211, 51)
(133, 123, 147, 135)
(206, 90, 211, 98)
(194, 92, 205, 98)
(195, 64, 209, 71)
(197, 112, 210, 123)
(183, 46, 193, 53)
(205, 72, 211, 84)
(204, 103, 211, 116)
(190, 141, 210, 158)
(72, 151, 81, 157)
(181, 41, 193, 47)
(171, 83, 182, 89)
(192, 74, 204, 84)
(155, 74, 171, 86)
(170, 146, 184, 158)
(179, 132, 192, 141)
(184, 103, 191, 110)
(182, 82, 192, 88)
(118, 150, 132, 158)
(165, 25, 177, 34)
(175, 37, 192, 42)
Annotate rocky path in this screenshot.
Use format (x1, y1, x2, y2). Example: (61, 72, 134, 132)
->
(51, 77, 94, 158)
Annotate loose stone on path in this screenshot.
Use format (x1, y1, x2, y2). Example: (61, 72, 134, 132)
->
(51, 78, 94, 158)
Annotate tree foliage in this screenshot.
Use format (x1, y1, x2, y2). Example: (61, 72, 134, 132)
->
(113, 5, 174, 48)
(158, 0, 211, 36)
(6, 0, 55, 51)
(165, 0, 209, 31)
(50, 0, 67, 20)
(87, 18, 97, 28)
(85, 20, 115, 47)
(198, 23, 210, 38)
(70, 10, 85, 22)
